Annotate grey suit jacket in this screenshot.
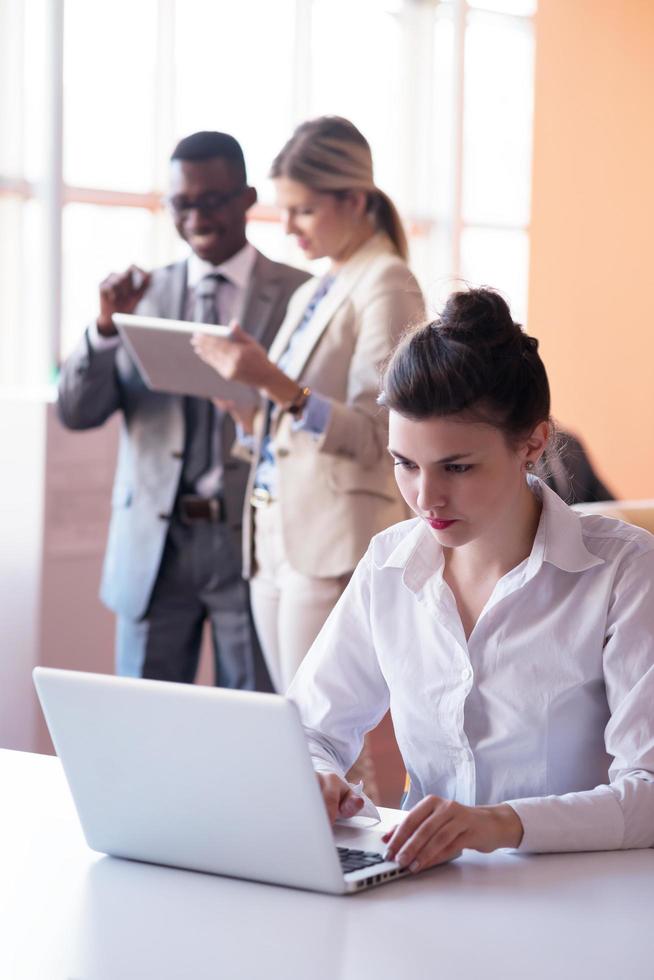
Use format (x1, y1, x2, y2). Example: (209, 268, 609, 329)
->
(57, 250, 309, 620)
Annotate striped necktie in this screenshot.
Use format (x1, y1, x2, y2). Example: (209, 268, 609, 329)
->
(181, 274, 224, 491)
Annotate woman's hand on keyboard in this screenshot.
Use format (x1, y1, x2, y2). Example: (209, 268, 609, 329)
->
(381, 796, 524, 873)
(317, 772, 365, 825)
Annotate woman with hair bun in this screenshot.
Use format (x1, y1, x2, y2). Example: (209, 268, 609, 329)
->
(194, 116, 424, 697)
(288, 286, 654, 868)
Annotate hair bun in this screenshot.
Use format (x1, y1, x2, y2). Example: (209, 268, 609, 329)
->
(521, 334, 539, 354)
(438, 288, 521, 351)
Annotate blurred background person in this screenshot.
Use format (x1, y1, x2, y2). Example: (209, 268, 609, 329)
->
(194, 116, 425, 695)
(57, 131, 308, 688)
(539, 430, 614, 504)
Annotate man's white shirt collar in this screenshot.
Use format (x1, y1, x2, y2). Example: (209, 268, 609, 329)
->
(186, 241, 257, 291)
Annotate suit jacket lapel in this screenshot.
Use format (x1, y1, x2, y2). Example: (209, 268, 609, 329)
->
(267, 284, 313, 364)
(237, 252, 278, 342)
(269, 233, 393, 380)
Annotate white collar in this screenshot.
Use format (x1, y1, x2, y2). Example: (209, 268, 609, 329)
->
(186, 241, 257, 290)
(380, 478, 604, 593)
(532, 477, 605, 574)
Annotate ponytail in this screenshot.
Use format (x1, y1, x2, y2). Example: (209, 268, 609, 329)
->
(370, 189, 408, 261)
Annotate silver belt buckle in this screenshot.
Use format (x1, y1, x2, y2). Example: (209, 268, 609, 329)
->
(250, 487, 274, 508)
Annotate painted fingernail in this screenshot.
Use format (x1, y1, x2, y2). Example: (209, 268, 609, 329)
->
(410, 860, 420, 873)
(383, 847, 394, 860)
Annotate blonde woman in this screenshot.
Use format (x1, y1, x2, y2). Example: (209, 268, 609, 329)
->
(194, 116, 424, 697)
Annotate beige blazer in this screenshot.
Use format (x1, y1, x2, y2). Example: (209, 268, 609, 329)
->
(241, 232, 425, 579)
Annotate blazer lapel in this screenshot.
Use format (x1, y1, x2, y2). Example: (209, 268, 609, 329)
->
(237, 253, 277, 342)
(270, 233, 394, 380)
(138, 259, 188, 320)
(267, 283, 314, 363)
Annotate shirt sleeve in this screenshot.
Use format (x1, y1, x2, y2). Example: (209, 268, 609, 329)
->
(287, 547, 391, 776)
(234, 422, 256, 452)
(507, 545, 654, 852)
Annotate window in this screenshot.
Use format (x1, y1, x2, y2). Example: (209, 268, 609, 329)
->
(0, 0, 54, 389)
(0, 0, 537, 387)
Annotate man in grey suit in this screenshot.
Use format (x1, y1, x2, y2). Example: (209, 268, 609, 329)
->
(58, 131, 308, 687)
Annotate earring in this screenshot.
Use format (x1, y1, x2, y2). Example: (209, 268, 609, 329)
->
(525, 460, 535, 471)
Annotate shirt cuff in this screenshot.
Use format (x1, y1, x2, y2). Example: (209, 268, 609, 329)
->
(291, 391, 332, 436)
(87, 321, 121, 351)
(506, 785, 625, 853)
(235, 423, 256, 451)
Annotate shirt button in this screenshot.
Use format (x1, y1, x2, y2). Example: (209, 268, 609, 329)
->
(461, 667, 472, 681)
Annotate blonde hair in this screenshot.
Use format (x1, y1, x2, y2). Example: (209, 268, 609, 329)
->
(269, 116, 408, 261)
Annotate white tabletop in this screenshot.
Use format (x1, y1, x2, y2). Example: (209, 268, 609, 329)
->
(2, 748, 653, 980)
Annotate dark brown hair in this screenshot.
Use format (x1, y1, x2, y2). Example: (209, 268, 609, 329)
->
(379, 288, 551, 442)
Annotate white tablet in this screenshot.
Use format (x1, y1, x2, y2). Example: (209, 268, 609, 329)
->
(112, 313, 258, 409)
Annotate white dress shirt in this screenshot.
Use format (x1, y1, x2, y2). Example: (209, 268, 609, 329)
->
(184, 241, 256, 324)
(288, 478, 654, 853)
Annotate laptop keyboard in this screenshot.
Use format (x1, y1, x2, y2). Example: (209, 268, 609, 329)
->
(337, 846, 386, 874)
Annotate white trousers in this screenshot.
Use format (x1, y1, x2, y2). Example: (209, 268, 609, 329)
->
(249, 502, 351, 694)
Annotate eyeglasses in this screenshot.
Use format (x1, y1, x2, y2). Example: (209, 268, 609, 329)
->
(166, 186, 246, 218)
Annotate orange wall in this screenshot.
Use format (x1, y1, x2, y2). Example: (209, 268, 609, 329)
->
(528, 0, 654, 498)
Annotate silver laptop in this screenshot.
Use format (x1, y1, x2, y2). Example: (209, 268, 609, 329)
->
(33, 668, 408, 895)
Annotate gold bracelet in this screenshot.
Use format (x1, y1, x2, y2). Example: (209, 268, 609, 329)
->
(286, 385, 311, 416)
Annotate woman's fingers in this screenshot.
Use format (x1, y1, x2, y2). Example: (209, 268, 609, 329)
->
(339, 792, 364, 819)
(227, 320, 250, 343)
(191, 326, 271, 387)
(317, 774, 347, 824)
(383, 798, 521, 874)
(191, 332, 225, 356)
(395, 813, 455, 867)
(191, 333, 237, 377)
(400, 818, 464, 872)
(383, 795, 445, 859)
(316, 773, 363, 825)
(412, 831, 468, 872)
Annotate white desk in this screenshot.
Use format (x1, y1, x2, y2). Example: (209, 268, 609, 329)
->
(2, 748, 653, 980)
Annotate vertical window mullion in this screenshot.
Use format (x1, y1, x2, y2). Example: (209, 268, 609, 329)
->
(152, 0, 177, 265)
(292, 0, 313, 124)
(399, 1, 436, 223)
(45, 0, 64, 376)
(450, 0, 466, 281)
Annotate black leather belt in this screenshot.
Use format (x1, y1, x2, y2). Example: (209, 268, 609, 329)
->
(176, 495, 225, 524)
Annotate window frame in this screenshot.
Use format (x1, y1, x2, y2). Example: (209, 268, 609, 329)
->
(0, 0, 537, 386)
